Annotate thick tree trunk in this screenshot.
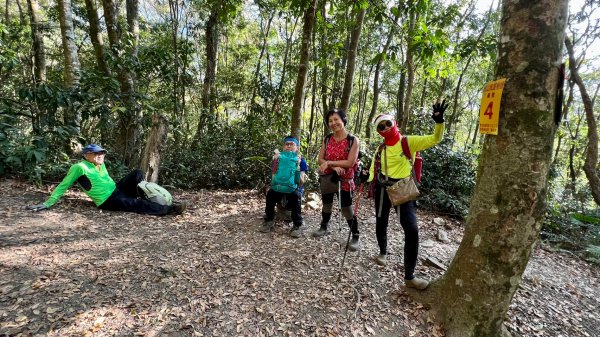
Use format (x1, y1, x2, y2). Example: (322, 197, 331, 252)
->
(399, 9, 416, 133)
(56, 0, 81, 140)
(290, 0, 317, 139)
(120, 0, 141, 164)
(339, 5, 366, 113)
(196, 10, 218, 136)
(565, 37, 600, 206)
(57, 0, 81, 87)
(412, 1, 569, 337)
(84, 0, 110, 76)
(103, 0, 139, 165)
(26, 0, 45, 84)
(102, 0, 119, 45)
(140, 114, 168, 183)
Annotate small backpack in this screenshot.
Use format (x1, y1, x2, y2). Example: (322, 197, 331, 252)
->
(400, 136, 423, 182)
(137, 181, 173, 206)
(271, 151, 299, 193)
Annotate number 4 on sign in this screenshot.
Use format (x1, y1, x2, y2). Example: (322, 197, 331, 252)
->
(483, 102, 494, 119)
(479, 78, 506, 135)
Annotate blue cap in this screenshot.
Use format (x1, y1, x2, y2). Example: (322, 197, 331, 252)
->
(82, 144, 107, 154)
(283, 136, 299, 146)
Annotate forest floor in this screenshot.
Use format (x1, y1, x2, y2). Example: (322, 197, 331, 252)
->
(0, 179, 599, 337)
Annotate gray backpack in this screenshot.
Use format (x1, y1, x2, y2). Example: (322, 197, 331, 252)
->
(137, 181, 173, 206)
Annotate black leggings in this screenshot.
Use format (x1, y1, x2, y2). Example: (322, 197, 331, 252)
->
(374, 183, 418, 279)
(100, 170, 171, 216)
(321, 190, 358, 234)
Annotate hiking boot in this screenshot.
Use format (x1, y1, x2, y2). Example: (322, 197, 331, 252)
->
(347, 234, 360, 252)
(171, 201, 187, 215)
(374, 254, 387, 266)
(289, 226, 303, 238)
(259, 220, 274, 233)
(405, 277, 429, 290)
(312, 225, 329, 237)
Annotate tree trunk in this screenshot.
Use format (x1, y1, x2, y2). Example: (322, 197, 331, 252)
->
(396, 68, 406, 124)
(84, 0, 110, 76)
(412, 1, 569, 337)
(57, 0, 81, 87)
(399, 9, 416, 133)
(25, 0, 45, 135)
(339, 4, 366, 113)
(319, 2, 329, 136)
(168, 0, 180, 123)
(565, 37, 600, 206)
(26, 0, 45, 85)
(250, 12, 273, 106)
(140, 114, 169, 183)
(103, 0, 139, 165)
(102, 0, 119, 45)
(196, 10, 218, 136)
(290, 0, 317, 139)
(271, 15, 298, 115)
(365, 11, 398, 138)
(56, 0, 81, 140)
(15, 0, 23, 24)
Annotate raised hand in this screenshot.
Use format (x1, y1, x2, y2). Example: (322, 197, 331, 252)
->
(432, 99, 449, 123)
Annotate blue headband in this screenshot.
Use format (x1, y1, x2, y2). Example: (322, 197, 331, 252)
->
(283, 136, 299, 146)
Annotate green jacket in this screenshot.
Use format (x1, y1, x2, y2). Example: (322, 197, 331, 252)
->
(43, 160, 116, 207)
(368, 123, 445, 181)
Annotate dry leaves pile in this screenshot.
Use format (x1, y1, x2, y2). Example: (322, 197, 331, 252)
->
(0, 179, 598, 336)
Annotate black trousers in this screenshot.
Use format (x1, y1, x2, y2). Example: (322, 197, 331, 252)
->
(99, 170, 171, 216)
(374, 183, 418, 279)
(265, 189, 303, 227)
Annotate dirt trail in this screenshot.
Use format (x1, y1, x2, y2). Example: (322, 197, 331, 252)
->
(0, 180, 598, 336)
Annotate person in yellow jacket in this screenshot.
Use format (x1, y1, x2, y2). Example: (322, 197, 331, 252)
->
(367, 100, 447, 290)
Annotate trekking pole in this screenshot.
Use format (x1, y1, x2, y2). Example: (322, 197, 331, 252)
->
(338, 182, 365, 281)
(337, 180, 342, 232)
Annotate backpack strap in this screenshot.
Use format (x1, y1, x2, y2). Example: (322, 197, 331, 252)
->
(401, 136, 412, 160)
(324, 133, 355, 160)
(323, 134, 333, 160)
(346, 133, 355, 153)
(400, 136, 417, 180)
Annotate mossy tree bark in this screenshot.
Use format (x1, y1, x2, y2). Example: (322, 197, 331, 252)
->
(411, 1, 569, 336)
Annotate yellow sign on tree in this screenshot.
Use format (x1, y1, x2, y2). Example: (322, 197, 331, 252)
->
(479, 78, 507, 135)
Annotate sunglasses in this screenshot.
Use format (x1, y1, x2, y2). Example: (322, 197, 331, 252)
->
(377, 120, 393, 131)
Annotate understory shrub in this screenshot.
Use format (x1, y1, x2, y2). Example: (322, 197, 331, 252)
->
(417, 138, 476, 218)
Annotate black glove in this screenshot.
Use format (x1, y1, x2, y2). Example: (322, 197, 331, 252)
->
(359, 169, 369, 183)
(26, 203, 47, 212)
(432, 99, 448, 123)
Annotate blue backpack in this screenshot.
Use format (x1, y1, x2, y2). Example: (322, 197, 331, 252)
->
(272, 151, 299, 193)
